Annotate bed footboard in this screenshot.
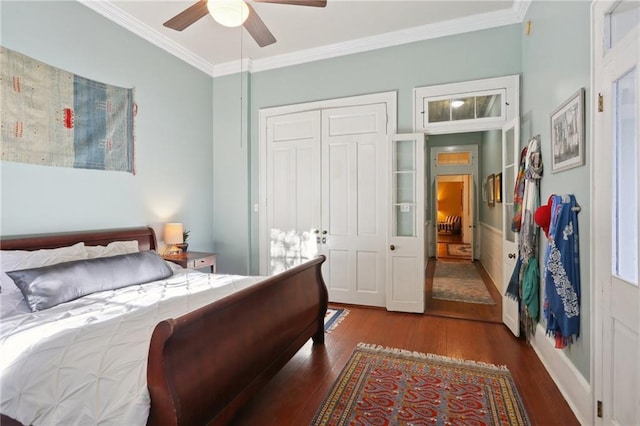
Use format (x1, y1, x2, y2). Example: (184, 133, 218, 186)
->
(146, 255, 328, 426)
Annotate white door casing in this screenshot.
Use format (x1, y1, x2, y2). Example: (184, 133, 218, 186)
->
(386, 133, 425, 313)
(593, 1, 639, 424)
(464, 174, 475, 259)
(430, 146, 479, 260)
(502, 117, 520, 337)
(433, 174, 473, 261)
(322, 104, 388, 307)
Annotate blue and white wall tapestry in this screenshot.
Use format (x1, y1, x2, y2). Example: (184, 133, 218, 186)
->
(0, 47, 136, 173)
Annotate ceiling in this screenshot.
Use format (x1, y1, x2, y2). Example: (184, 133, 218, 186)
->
(81, 0, 530, 76)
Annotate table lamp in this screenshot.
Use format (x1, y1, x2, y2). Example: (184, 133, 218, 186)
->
(164, 222, 184, 254)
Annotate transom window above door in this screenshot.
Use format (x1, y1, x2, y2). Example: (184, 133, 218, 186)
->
(426, 90, 504, 124)
(414, 75, 519, 134)
(436, 151, 472, 166)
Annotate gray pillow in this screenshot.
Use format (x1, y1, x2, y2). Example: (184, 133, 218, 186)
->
(6, 251, 173, 312)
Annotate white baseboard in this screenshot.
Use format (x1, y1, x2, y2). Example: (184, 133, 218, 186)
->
(530, 323, 593, 425)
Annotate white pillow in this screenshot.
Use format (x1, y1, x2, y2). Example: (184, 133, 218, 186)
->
(86, 240, 139, 259)
(0, 242, 88, 318)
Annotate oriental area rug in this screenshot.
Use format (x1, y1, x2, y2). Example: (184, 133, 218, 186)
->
(324, 308, 349, 333)
(432, 260, 495, 305)
(312, 343, 530, 426)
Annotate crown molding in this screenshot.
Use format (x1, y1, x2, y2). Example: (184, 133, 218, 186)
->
(213, 58, 255, 77)
(78, 0, 215, 76)
(213, 6, 529, 76)
(513, 0, 533, 21)
(78, 0, 530, 79)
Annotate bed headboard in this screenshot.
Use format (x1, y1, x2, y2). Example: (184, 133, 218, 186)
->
(0, 227, 158, 252)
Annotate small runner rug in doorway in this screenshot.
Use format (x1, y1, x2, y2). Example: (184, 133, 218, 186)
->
(311, 343, 530, 425)
(324, 308, 349, 333)
(432, 260, 495, 304)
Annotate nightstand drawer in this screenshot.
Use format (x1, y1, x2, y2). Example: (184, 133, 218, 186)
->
(187, 256, 215, 270)
(163, 251, 217, 273)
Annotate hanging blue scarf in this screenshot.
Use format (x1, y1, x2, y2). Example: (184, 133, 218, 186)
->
(543, 194, 581, 348)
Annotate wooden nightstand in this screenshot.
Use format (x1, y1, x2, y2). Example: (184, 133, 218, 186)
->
(163, 251, 217, 273)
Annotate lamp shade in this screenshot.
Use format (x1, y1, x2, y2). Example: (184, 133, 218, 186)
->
(207, 0, 249, 28)
(164, 223, 184, 244)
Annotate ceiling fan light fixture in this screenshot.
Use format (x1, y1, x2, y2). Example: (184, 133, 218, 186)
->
(451, 100, 465, 108)
(207, 0, 250, 28)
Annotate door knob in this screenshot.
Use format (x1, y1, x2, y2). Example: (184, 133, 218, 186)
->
(313, 229, 320, 234)
(322, 230, 327, 235)
(508, 253, 516, 259)
(390, 244, 396, 251)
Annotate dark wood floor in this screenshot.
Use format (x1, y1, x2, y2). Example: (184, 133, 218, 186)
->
(437, 231, 472, 261)
(232, 305, 579, 425)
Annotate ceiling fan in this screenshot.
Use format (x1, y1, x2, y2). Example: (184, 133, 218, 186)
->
(163, 0, 327, 48)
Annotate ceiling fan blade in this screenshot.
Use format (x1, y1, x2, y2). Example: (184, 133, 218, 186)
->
(244, 4, 277, 47)
(163, 0, 210, 31)
(253, 0, 326, 7)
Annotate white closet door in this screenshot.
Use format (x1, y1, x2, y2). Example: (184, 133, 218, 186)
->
(265, 111, 321, 275)
(321, 103, 388, 307)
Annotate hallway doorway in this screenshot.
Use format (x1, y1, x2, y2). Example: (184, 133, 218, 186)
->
(436, 174, 472, 261)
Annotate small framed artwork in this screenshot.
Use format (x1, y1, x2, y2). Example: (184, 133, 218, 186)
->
(487, 174, 495, 207)
(495, 172, 502, 203)
(550, 88, 585, 173)
(482, 177, 487, 202)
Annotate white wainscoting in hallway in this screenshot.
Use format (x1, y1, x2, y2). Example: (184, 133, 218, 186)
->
(479, 223, 502, 292)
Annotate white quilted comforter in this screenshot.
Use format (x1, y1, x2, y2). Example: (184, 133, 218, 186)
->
(0, 269, 265, 426)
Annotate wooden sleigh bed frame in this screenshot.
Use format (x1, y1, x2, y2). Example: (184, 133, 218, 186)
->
(0, 227, 328, 425)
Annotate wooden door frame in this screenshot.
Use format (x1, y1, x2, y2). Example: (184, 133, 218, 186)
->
(258, 91, 397, 275)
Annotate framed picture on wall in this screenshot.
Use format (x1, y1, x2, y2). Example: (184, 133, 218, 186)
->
(487, 174, 495, 207)
(482, 177, 487, 202)
(550, 88, 585, 173)
(495, 173, 502, 203)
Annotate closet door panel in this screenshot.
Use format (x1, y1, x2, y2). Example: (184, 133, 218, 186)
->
(266, 111, 321, 275)
(327, 143, 349, 236)
(357, 143, 378, 236)
(322, 104, 387, 306)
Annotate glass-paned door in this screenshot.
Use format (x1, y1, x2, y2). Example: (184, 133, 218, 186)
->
(502, 117, 520, 337)
(594, 1, 639, 423)
(387, 133, 425, 313)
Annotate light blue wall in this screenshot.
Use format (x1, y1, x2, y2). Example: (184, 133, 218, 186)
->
(521, 0, 591, 381)
(212, 72, 251, 273)
(232, 24, 523, 275)
(480, 130, 503, 230)
(0, 1, 214, 251)
(520, 1, 591, 380)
